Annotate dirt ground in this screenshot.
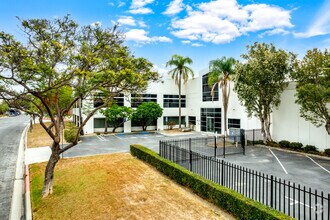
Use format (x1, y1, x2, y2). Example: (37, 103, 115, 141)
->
(30, 153, 235, 220)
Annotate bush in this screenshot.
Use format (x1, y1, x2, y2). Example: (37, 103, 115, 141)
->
(324, 149, 330, 157)
(303, 145, 318, 153)
(289, 142, 303, 150)
(64, 123, 80, 143)
(130, 144, 292, 220)
(267, 141, 281, 148)
(167, 121, 176, 130)
(279, 140, 290, 148)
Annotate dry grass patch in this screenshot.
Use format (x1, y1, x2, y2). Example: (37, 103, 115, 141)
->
(27, 122, 70, 148)
(30, 153, 234, 220)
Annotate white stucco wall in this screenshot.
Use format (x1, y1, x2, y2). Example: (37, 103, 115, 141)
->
(272, 83, 330, 151)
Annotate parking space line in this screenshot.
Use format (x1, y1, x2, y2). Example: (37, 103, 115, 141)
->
(97, 135, 106, 141)
(114, 135, 123, 140)
(306, 155, 330, 174)
(268, 148, 288, 174)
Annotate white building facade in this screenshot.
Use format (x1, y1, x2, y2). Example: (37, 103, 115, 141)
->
(72, 73, 329, 151)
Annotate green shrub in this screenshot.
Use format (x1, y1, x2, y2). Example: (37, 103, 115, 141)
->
(267, 141, 281, 148)
(130, 144, 292, 220)
(324, 149, 330, 157)
(167, 121, 176, 130)
(252, 140, 264, 145)
(279, 140, 290, 148)
(303, 145, 318, 153)
(289, 142, 303, 150)
(64, 123, 80, 143)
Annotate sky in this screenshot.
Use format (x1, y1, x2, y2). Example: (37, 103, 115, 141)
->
(1, 0, 330, 77)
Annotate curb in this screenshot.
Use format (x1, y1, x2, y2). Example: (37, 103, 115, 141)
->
(9, 124, 29, 220)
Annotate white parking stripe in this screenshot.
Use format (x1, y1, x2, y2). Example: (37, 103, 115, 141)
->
(306, 155, 330, 174)
(268, 148, 288, 174)
(97, 135, 106, 141)
(114, 135, 123, 139)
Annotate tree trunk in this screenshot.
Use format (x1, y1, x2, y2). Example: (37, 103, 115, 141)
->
(112, 126, 117, 133)
(264, 115, 272, 143)
(325, 120, 330, 135)
(104, 120, 108, 133)
(178, 73, 182, 129)
(260, 116, 267, 144)
(42, 144, 61, 197)
(79, 97, 84, 135)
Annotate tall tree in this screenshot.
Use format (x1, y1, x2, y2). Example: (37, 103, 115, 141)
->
(208, 56, 236, 135)
(100, 104, 133, 133)
(234, 42, 295, 143)
(0, 16, 158, 197)
(291, 48, 330, 134)
(166, 54, 194, 129)
(132, 102, 163, 131)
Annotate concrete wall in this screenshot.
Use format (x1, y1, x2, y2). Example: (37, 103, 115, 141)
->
(272, 83, 329, 151)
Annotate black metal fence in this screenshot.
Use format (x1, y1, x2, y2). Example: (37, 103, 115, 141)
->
(159, 141, 329, 220)
(161, 133, 245, 158)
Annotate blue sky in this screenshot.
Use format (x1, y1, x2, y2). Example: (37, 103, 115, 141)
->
(1, 0, 330, 76)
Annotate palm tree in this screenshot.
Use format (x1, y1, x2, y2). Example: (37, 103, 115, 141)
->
(208, 56, 236, 135)
(166, 54, 194, 129)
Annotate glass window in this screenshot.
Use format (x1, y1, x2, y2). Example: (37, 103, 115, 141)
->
(202, 74, 219, 102)
(200, 108, 221, 133)
(93, 93, 124, 107)
(188, 116, 196, 125)
(163, 94, 186, 108)
(131, 94, 157, 108)
(163, 116, 186, 125)
(228, 118, 241, 128)
(94, 118, 106, 128)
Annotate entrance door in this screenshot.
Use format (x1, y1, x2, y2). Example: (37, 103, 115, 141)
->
(206, 117, 214, 132)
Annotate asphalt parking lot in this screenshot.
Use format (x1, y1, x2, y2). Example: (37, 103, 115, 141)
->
(221, 145, 330, 194)
(65, 133, 330, 194)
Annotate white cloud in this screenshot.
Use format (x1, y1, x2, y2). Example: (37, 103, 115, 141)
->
(118, 1, 126, 7)
(125, 29, 172, 44)
(108, 2, 114, 6)
(181, 40, 191, 44)
(191, 43, 203, 47)
(258, 28, 290, 38)
(153, 65, 168, 77)
(170, 0, 293, 44)
(118, 16, 136, 26)
(129, 0, 154, 14)
(294, 0, 330, 38)
(163, 0, 185, 15)
(91, 21, 102, 27)
(138, 21, 147, 27)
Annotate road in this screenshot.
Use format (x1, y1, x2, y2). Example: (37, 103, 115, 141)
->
(0, 115, 29, 220)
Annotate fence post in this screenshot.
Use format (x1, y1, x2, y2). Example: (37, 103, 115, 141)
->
(253, 129, 255, 146)
(221, 160, 224, 186)
(189, 138, 192, 171)
(159, 141, 162, 156)
(214, 135, 217, 158)
(270, 175, 274, 208)
(223, 136, 226, 158)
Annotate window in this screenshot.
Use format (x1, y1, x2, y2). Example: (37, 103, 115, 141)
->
(93, 93, 124, 107)
(163, 116, 186, 125)
(228, 118, 241, 128)
(163, 95, 186, 108)
(94, 118, 106, 128)
(131, 94, 157, 108)
(200, 108, 221, 133)
(188, 116, 196, 125)
(202, 74, 219, 102)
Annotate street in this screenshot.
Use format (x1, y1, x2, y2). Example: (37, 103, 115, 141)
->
(0, 115, 29, 220)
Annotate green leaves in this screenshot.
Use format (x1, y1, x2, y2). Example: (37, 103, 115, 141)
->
(132, 102, 163, 131)
(166, 54, 194, 85)
(234, 42, 295, 142)
(291, 48, 330, 134)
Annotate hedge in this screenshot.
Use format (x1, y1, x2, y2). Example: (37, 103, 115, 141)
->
(130, 144, 292, 220)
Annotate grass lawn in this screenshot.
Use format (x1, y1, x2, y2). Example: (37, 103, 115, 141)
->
(27, 122, 70, 148)
(30, 153, 233, 220)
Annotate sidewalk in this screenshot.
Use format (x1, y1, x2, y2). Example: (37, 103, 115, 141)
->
(25, 147, 51, 165)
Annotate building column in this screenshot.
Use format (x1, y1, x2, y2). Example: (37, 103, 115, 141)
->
(124, 95, 131, 133)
